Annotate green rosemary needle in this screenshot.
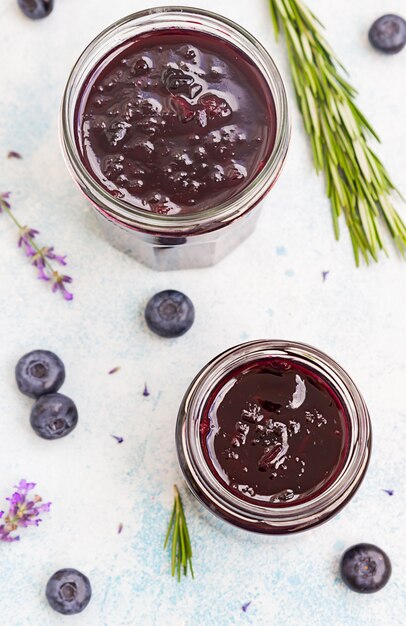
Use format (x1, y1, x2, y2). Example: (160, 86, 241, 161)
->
(269, 0, 406, 264)
(164, 485, 194, 581)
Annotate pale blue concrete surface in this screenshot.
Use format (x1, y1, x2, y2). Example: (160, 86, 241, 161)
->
(0, 1, 405, 625)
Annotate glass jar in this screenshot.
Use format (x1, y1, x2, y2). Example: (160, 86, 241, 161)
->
(176, 340, 371, 534)
(60, 6, 290, 270)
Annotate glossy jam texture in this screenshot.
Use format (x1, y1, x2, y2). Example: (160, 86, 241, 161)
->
(200, 358, 350, 506)
(75, 29, 276, 215)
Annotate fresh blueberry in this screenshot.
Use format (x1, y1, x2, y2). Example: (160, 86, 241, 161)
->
(368, 15, 406, 54)
(145, 290, 195, 338)
(15, 350, 65, 399)
(30, 393, 78, 439)
(340, 543, 392, 593)
(17, 0, 54, 19)
(46, 569, 91, 615)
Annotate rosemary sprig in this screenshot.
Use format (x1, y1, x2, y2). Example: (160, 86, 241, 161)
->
(164, 485, 194, 581)
(269, 0, 406, 264)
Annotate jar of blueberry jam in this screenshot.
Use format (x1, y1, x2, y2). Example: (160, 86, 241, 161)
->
(61, 7, 289, 270)
(176, 340, 371, 534)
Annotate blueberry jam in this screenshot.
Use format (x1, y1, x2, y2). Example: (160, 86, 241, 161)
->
(200, 358, 350, 506)
(75, 29, 276, 215)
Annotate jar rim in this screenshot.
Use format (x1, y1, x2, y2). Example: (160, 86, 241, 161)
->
(60, 6, 290, 235)
(176, 340, 371, 534)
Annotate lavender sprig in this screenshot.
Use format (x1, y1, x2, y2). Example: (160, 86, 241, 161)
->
(0, 479, 51, 543)
(0, 192, 73, 300)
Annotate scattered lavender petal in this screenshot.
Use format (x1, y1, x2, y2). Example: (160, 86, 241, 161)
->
(7, 151, 22, 159)
(322, 270, 330, 282)
(111, 435, 124, 444)
(117, 522, 123, 534)
(241, 601, 251, 613)
(108, 366, 121, 375)
(382, 489, 394, 496)
(143, 383, 150, 397)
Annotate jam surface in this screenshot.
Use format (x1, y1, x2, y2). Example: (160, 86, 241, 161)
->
(200, 358, 350, 506)
(76, 29, 276, 215)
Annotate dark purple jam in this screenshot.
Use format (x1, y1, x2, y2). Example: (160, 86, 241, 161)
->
(75, 29, 276, 215)
(200, 358, 350, 506)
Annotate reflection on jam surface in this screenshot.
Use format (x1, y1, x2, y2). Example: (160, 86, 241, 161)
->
(200, 358, 350, 506)
(75, 29, 276, 215)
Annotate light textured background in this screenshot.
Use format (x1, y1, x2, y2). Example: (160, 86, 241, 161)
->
(0, 0, 405, 625)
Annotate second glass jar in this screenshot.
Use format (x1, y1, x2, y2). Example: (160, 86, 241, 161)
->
(176, 340, 371, 534)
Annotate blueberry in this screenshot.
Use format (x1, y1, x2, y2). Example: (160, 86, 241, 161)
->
(368, 15, 406, 54)
(46, 569, 91, 615)
(145, 290, 195, 338)
(340, 543, 392, 593)
(17, 0, 54, 20)
(15, 350, 65, 398)
(30, 393, 78, 439)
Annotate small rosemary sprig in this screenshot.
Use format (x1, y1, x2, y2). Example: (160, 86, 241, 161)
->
(0, 192, 73, 300)
(269, 0, 406, 264)
(164, 485, 194, 581)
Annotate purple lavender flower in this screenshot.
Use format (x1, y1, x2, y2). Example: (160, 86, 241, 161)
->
(0, 479, 51, 542)
(382, 489, 394, 496)
(7, 151, 22, 159)
(0, 192, 74, 301)
(0, 191, 11, 210)
(241, 601, 251, 612)
(18, 226, 40, 256)
(322, 270, 330, 282)
(117, 522, 123, 534)
(43, 246, 67, 266)
(31, 254, 51, 282)
(143, 383, 150, 397)
(111, 435, 124, 444)
(52, 273, 73, 301)
(108, 367, 121, 375)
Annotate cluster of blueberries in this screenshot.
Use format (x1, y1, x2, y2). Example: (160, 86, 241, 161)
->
(16, 350, 77, 440)
(16, 291, 193, 444)
(15, 354, 90, 613)
(15, 351, 92, 612)
(12, 291, 194, 614)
